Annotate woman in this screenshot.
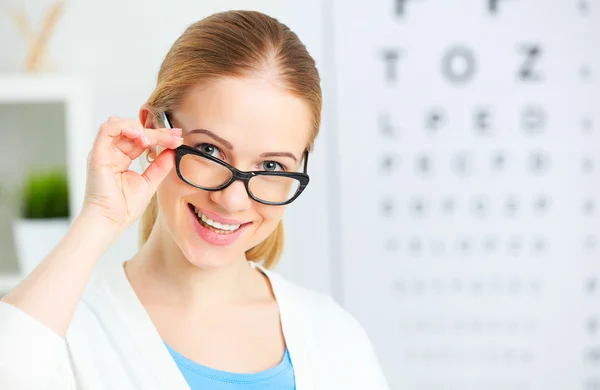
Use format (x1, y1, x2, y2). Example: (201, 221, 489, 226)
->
(0, 10, 390, 390)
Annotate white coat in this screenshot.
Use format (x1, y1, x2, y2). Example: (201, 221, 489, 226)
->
(0, 259, 391, 389)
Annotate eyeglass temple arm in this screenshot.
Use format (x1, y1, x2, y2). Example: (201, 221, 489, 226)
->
(303, 151, 309, 173)
(161, 112, 172, 128)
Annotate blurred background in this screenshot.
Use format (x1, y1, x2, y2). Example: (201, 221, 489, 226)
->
(0, 0, 599, 389)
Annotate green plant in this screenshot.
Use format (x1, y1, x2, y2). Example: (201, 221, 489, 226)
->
(21, 169, 70, 219)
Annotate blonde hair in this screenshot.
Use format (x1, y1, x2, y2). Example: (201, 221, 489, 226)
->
(140, 10, 322, 269)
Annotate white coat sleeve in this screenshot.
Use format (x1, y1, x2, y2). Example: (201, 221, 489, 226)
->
(321, 296, 392, 390)
(0, 301, 76, 390)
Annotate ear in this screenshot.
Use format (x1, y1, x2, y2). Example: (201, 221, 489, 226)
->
(139, 103, 157, 129)
(139, 104, 160, 160)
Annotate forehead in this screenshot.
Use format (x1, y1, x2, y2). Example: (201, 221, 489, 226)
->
(176, 77, 312, 155)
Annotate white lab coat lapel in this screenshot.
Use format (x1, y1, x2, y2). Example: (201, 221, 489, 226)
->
(98, 261, 191, 390)
(252, 262, 315, 390)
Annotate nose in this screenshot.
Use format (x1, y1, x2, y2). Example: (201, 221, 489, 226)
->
(209, 180, 252, 213)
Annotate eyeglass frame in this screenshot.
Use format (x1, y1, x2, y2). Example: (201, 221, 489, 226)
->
(160, 112, 310, 206)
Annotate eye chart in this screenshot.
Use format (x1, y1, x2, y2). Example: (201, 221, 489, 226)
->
(330, 1, 599, 389)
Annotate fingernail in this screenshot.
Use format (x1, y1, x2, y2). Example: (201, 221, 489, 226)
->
(171, 128, 183, 135)
(172, 135, 184, 142)
(143, 135, 151, 145)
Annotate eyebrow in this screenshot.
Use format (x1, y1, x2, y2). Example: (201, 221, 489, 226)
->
(186, 129, 298, 163)
(187, 129, 233, 150)
(260, 152, 298, 163)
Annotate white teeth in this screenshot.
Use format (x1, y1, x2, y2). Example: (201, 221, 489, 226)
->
(193, 207, 241, 231)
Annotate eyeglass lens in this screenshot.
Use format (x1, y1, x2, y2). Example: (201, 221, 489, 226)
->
(179, 153, 301, 203)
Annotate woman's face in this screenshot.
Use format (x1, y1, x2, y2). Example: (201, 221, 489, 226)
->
(154, 77, 312, 269)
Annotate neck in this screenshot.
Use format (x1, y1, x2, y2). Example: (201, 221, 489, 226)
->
(125, 220, 268, 310)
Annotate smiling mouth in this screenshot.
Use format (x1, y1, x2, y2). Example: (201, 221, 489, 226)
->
(187, 203, 246, 234)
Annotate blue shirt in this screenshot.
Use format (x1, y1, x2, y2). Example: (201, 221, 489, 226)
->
(164, 342, 296, 390)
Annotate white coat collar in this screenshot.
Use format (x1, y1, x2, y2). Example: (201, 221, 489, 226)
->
(95, 259, 314, 390)
(250, 261, 314, 390)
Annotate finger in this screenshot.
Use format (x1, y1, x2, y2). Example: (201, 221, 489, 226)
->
(106, 129, 181, 169)
(140, 148, 176, 194)
(115, 140, 145, 161)
(141, 127, 183, 149)
(116, 132, 183, 164)
(95, 119, 147, 151)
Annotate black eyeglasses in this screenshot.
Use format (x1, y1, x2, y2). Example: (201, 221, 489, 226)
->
(161, 112, 310, 206)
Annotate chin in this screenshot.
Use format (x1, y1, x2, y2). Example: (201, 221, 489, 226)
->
(184, 250, 240, 270)
(179, 227, 250, 270)
(178, 227, 251, 272)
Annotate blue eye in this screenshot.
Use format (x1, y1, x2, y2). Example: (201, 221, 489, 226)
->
(263, 161, 284, 172)
(196, 143, 221, 157)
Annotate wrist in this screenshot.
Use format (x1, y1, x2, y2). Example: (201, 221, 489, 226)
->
(75, 205, 127, 240)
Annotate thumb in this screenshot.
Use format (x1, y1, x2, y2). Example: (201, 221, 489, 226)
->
(141, 148, 176, 194)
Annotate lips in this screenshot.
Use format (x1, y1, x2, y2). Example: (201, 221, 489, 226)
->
(187, 203, 252, 246)
(187, 203, 248, 226)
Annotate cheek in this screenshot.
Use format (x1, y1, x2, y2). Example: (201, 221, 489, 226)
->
(157, 171, 180, 206)
(258, 203, 286, 224)
(251, 204, 286, 241)
(156, 171, 195, 223)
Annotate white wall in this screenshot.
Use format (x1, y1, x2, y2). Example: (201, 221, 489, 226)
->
(0, 0, 334, 295)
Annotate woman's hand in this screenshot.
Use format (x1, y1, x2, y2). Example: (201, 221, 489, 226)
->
(83, 116, 183, 228)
